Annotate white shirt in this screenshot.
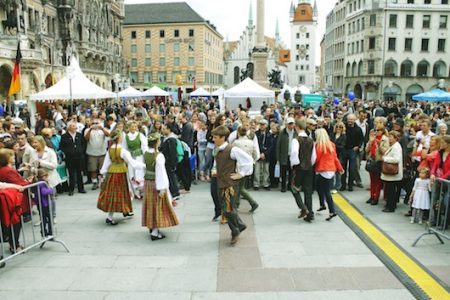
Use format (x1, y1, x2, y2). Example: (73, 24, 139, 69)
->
(290, 132, 317, 168)
(148, 149, 170, 191)
(85, 128, 108, 156)
(121, 131, 148, 155)
(414, 130, 435, 162)
(217, 142, 254, 177)
(356, 120, 367, 138)
(228, 130, 260, 160)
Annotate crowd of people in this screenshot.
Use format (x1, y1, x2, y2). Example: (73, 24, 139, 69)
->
(1, 97, 450, 248)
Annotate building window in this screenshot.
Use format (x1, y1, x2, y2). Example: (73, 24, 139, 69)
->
(423, 15, 431, 28)
(438, 39, 446, 52)
(145, 58, 151, 67)
(388, 38, 396, 51)
(440, 16, 448, 29)
(407, 0, 414, 3)
(295, 65, 299, 71)
(131, 45, 137, 53)
(406, 15, 414, 28)
(174, 29, 179, 37)
(405, 38, 413, 51)
(188, 57, 195, 66)
(424, 0, 431, 3)
(145, 44, 151, 52)
(188, 43, 194, 51)
(174, 57, 180, 66)
(158, 72, 166, 83)
(160, 30, 165, 38)
(361, 17, 365, 30)
(145, 30, 151, 38)
(401, 60, 413, 76)
(173, 43, 180, 52)
(389, 15, 397, 28)
(301, 9, 306, 15)
(421, 39, 429, 51)
(296, 33, 300, 39)
(443, 0, 449, 4)
(131, 59, 137, 67)
(299, 76, 304, 84)
(144, 72, 152, 83)
(306, 33, 310, 38)
(130, 72, 138, 84)
(368, 60, 375, 74)
(234, 66, 240, 84)
(189, 29, 194, 37)
(296, 55, 299, 61)
(369, 37, 376, 49)
(159, 58, 165, 66)
(370, 14, 376, 26)
(417, 61, 429, 76)
(296, 44, 299, 49)
(131, 31, 136, 39)
(159, 44, 165, 52)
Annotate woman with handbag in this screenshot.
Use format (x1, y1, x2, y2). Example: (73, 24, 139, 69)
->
(365, 118, 389, 205)
(381, 131, 403, 212)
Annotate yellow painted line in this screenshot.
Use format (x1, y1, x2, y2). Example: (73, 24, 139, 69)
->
(334, 194, 450, 300)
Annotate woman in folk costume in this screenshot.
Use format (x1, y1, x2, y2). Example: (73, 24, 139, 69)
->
(97, 129, 145, 225)
(142, 133, 179, 240)
(122, 121, 148, 198)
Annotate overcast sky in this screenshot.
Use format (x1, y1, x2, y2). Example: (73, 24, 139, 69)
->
(125, 0, 331, 65)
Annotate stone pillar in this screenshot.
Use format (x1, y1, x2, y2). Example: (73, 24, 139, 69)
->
(253, 0, 269, 88)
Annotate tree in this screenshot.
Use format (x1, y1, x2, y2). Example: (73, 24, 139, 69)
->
(268, 69, 283, 89)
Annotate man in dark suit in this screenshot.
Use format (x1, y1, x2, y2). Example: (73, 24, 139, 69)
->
(60, 121, 86, 196)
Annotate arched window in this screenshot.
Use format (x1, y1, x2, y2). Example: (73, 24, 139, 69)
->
(346, 63, 351, 77)
(417, 60, 429, 77)
(384, 60, 397, 76)
(233, 66, 240, 84)
(433, 61, 447, 78)
(400, 60, 413, 77)
(247, 63, 254, 79)
(352, 62, 357, 77)
(358, 61, 363, 76)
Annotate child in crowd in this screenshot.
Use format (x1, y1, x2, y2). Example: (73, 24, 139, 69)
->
(35, 169, 55, 236)
(409, 168, 431, 224)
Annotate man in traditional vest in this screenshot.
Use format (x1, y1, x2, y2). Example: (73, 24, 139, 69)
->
(212, 125, 254, 245)
(290, 118, 316, 222)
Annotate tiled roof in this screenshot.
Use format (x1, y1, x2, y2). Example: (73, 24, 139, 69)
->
(124, 2, 204, 25)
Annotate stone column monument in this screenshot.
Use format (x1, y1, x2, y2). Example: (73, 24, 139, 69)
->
(252, 0, 269, 87)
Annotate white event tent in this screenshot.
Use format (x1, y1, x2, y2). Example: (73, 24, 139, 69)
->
(142, 86, 170, 97)
(224, 78, 275, 111)
(212, 88, 225, 113)
(190, 87, 211, 97)
(118, 86, 142, 98)
(30, 57, 116, 101)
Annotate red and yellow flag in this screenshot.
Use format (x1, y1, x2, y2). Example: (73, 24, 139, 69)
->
(8, 43, 22, 97)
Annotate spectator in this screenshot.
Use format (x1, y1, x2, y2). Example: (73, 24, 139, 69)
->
(381, 131, 403, 213)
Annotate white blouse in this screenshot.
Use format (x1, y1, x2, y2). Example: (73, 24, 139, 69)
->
(100, 145, 146, 175)
(147, 149, 170, 191)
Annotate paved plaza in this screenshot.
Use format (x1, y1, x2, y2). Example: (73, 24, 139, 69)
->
(0, 172, 449, 299)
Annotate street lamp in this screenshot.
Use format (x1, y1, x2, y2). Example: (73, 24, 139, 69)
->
(66, 65, 76, 112)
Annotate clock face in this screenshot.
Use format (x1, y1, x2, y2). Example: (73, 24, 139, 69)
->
(298, 45, 307, 58)
(300, 26, 307, 33)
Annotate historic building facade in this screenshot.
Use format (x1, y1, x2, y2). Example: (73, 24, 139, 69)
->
(324, 0, 450, 101)
(288, 0, 319, 91)
(223, 2, 290, 89)
(0, 0, 125, 104)
(123, 2, 224, 93)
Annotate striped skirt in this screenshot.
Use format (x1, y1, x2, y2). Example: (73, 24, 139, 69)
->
(142, 180, 179, 229)
(97, 172, 133, 213)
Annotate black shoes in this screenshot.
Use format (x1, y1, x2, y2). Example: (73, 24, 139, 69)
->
(281, 188, 286, 193)
(212, 213, 221, 222)
(264, 187, 270, 191)
(382, 208, 395, 213)
(249, 203, 259, 213)
(348, 187, 353, 192)
(79, 190, 87, 194)
(317, 206, 326, 212)
(254, 187, 259, 191)
(326, 213, 337, 221)
(339, 187, 346, 191)
(123, 212, 134, 217)
(151, 233, 166, 241)
(371, 200, 378, 205)
(68, 191, 74, 196)
(366, 198, 373, 204)
(106, 218, 118, 225)
(92, 183, 98, 190)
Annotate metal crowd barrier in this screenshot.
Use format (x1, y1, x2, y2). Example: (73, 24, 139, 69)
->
(413, 178, 450, 246)
(0, 182, 69, 268)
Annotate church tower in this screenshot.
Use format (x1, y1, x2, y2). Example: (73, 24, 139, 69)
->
(288, 0, 318, 90)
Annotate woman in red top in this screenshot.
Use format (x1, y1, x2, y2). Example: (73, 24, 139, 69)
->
(315, 129, 344, 221)
(365, 117, 389, 205)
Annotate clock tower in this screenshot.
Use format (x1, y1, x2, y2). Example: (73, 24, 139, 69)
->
(288, 0, 318, 91)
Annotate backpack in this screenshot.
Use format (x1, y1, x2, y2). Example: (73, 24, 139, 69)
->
(176, 139, 184, 163)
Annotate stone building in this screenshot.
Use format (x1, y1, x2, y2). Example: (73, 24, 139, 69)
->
(324, 0, 450, 101)
(288, 0, 319, 91)
(223, 2, 290, 89)
(123, 2, 224, 93)
(0, 0, 126, 107)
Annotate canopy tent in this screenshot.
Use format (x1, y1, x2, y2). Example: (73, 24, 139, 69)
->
(277, 84, 295, 102)
(412, 89, 450, 102)
(224, 78, 275, 111)
(30, 57, 116, 101)
(142, 86, 170, 97)
(297, 85, 311, 95)
(117, 86, 143, 98)
(190, 87, 211, 97)
(212, 88, 225, 97)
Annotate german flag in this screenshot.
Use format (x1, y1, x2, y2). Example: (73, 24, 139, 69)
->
(8, 43, 22, 97)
